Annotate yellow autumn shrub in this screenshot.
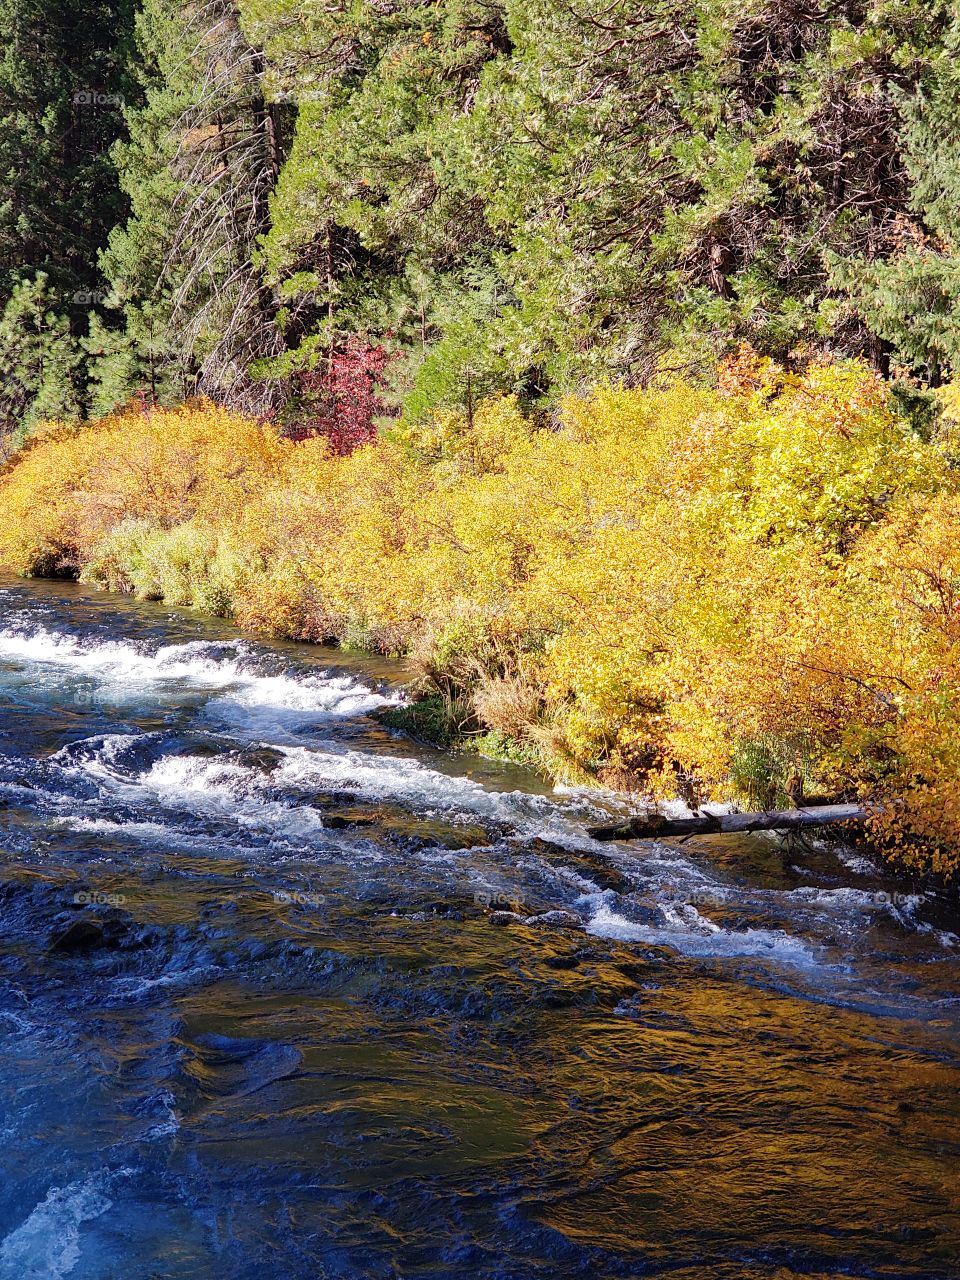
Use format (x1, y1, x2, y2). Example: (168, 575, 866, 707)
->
(1, 360, 958, 874)
(0, 401, 286, 577)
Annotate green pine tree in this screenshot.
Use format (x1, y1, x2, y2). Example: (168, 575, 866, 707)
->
(0, 0, 133, 434)
(0, 274, 83, 451)
(94, 0, 284, 413)
(836, 14, 960, 384)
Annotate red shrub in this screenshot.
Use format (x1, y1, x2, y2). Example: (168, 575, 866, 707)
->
(289, 339, 393, 453)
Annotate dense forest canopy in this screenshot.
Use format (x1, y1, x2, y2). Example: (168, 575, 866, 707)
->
(0, 0, 957, 442)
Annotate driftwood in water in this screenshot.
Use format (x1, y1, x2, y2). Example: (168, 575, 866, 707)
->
(587, 803, 869, 842)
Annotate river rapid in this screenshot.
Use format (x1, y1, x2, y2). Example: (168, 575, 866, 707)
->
(0, 574, 957, 1279)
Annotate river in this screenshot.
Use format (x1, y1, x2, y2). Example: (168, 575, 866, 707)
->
(0, 574, 957, 1279)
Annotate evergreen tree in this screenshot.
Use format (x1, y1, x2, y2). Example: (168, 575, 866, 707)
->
(0, 274, 83, 450)
(836, 13, 960, 383)
(0, 0, 133, 431)
(246, 0, 512, 414)
(95, 0, 285, 413)
(0, 0, 134, 298)
(0, 0, 954, 431)
(248, 0, 948, 414)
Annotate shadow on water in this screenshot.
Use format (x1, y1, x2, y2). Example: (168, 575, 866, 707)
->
(0, 573, 957, 1279)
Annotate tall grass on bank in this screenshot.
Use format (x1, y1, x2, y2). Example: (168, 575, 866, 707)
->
(2, 351, 959, 875)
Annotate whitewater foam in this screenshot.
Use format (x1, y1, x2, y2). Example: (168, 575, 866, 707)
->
(138, 753, 333, 841)
(141, 1090, 180, 1141)
(0, 625, 390, 723)
(585, 901, 818, 966)
(59, 730, 591, 835)
(0, 1170, 126, 1279)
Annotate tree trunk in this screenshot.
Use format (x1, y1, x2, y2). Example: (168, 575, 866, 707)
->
(587, 804, 870, 841)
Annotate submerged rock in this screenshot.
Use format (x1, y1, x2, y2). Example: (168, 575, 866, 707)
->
(619, 901, 668, 928)
(489, 910, 528, 926)
(386, 820, 494, 853)
(518, 837, 635, 894)
(523, 910, 586, 931)
(235, 746, 288, 774)
(48, 918, 107, 953)
(323, 811, 380, 829)
(47, 908, 140, 954)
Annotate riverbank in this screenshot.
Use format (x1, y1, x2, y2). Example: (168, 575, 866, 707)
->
(1, 351, 959, 875)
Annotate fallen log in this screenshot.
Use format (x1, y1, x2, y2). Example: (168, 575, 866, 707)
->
(587, 803, 869, 842)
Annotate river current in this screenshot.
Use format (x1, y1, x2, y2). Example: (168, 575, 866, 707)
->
(0, 574, 957, 1279)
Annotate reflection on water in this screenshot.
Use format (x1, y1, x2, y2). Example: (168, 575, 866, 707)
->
(0, 574, 957, 1279)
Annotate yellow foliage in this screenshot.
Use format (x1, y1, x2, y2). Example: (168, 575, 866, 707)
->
(2, 364, 959, 874)
(0, 401, 286, 577)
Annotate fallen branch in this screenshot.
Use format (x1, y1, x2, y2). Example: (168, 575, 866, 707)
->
(587, 803, 870, 841)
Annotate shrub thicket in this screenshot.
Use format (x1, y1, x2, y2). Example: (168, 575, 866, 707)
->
(2, 354, 959, 875)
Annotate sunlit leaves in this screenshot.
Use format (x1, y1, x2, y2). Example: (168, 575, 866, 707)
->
(3, 355, 959, 872)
